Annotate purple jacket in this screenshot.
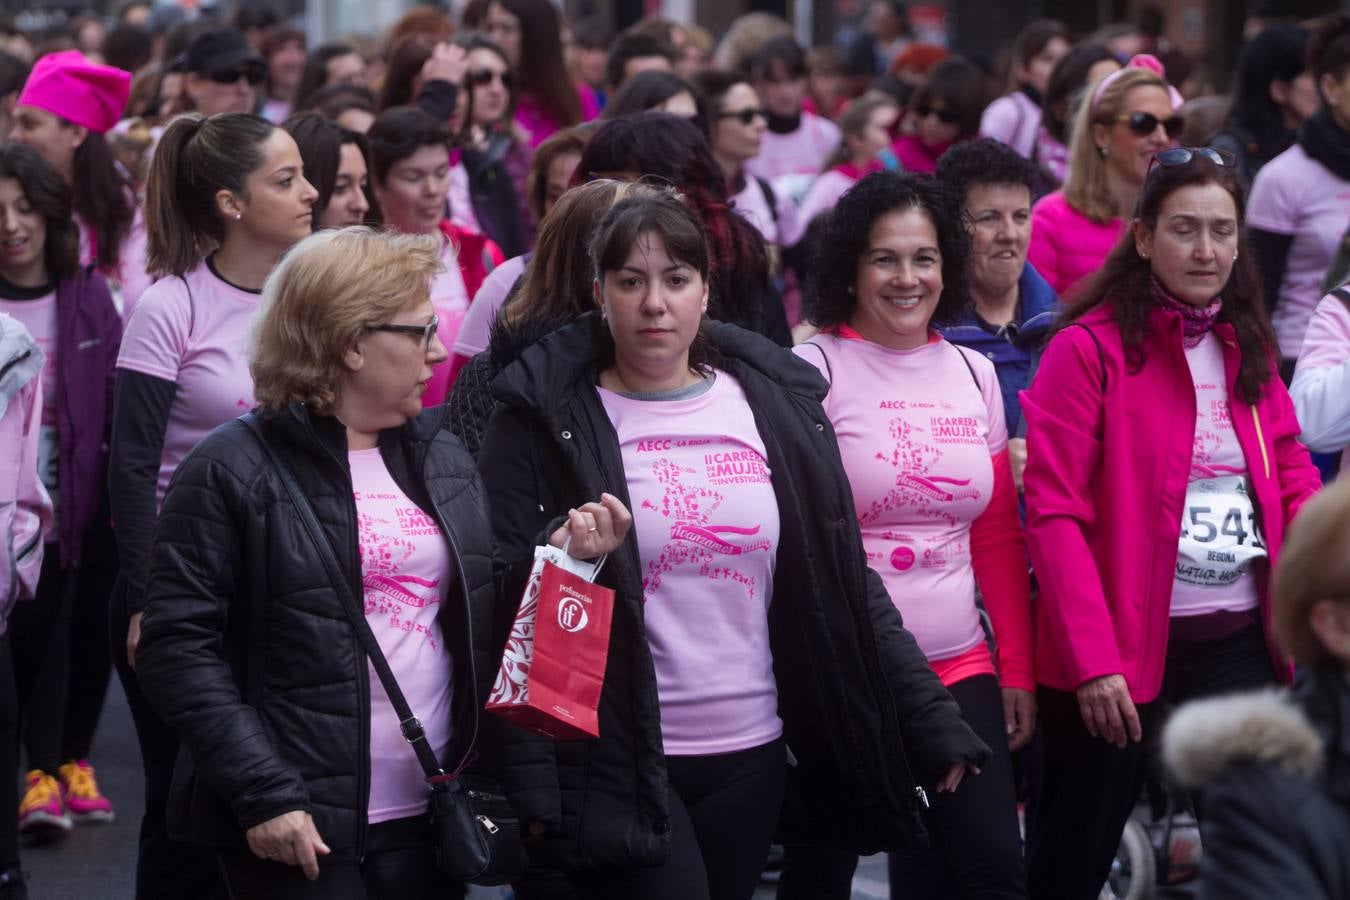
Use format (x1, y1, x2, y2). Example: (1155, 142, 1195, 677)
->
(53, 268, 121, 567)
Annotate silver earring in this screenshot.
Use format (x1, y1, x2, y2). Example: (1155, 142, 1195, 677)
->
(600, 306, 607, 321)
(1099, 146, 1109, 158)
(234, 213, 241, 221)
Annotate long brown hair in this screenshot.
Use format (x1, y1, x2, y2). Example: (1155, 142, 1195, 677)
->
(463, 0, 580, 127)
(502, 179, 654, 329)
(144, 112, 274, 277)
(1057, 155, 1276, 404)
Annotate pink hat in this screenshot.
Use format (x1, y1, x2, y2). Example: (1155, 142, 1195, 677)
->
(17, 50, 132, 134)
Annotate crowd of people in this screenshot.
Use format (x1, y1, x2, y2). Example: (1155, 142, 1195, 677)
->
(0, 1, 1347, 899)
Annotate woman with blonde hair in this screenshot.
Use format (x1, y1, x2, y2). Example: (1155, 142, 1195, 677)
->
(135, 226, 627, 897)
(1027, 55, 1181, 295)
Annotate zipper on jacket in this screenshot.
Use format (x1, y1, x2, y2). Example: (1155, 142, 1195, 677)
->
(1250, 407, 1271, 480)
(305, 421, 372, 862)
(415, 436, 480, 778)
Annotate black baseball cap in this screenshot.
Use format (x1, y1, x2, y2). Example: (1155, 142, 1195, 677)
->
(184, 27, 265, 77)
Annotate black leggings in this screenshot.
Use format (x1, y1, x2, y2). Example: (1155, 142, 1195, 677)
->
(1026, 625, 1277, 900)
(888, 674, 1027, 899)
(567, 739, 787, 900)
(218, 815, 464, 899)
(0, 634, 21, 869)
(776, 676, 1026, 900)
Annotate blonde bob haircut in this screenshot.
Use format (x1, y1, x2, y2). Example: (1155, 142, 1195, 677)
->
(1062, 67, 1170, 225)
(251, 227, 443, 416)
(1273, 478, 1350, 667)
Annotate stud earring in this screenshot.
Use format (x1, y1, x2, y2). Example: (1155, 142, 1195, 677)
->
(1099, 146, 1109, 158)
(234, 213, 241, 221)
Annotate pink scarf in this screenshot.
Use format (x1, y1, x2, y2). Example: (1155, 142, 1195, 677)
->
(1151, 277, 1221, 348)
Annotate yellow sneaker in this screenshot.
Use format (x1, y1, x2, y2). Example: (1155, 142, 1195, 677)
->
(58, 760, 114, 823)
(18, 770, 71, 836)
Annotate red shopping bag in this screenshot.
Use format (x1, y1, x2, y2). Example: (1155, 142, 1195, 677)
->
(487, 545, 614, 740)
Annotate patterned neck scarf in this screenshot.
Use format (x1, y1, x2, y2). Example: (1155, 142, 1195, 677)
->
(1152, 277, 1222, 348)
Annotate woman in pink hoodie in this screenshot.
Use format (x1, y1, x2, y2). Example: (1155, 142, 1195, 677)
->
(1021, 147, 1321, 899)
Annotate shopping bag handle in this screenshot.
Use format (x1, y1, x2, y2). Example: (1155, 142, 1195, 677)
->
(560, 535, 607, 584)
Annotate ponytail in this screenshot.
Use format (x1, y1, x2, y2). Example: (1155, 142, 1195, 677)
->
(145, 112, 274, 277)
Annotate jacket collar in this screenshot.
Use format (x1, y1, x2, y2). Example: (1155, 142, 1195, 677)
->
(491, 311, 828, 420)
(949, 262, 1060, 339)
(263, 401, 442, 468)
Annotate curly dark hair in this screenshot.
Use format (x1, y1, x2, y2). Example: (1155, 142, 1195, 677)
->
(934, 137, 1038, 200)
(805, 171, 971, 329)
(1058, 154, 1275, 404)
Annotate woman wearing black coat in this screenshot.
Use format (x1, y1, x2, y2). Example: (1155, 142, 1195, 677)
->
(478, 188, 987, 900)
(135, 227, 625, 898)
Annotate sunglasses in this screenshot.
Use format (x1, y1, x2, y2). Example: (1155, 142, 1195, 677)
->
(369, 315, 440, 351)
(467, 68, 515, 90)
(209, 65, 265, 86)
(1117, 110, 1185, 139)
(1149, 146, 1237, 170)
(717, 107, 767, 125)
(915, 105, 959, 124)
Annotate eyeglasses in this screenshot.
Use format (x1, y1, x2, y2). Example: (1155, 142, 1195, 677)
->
(1149, 146, 1237, 171)
(915, 105, 959, 124)
(368, 315, 440, 351)
(717, 107, 767, 125)
(209, 65, 265, 86)
(467, 68, 516, 90)
(1117, 110, 1185, 139)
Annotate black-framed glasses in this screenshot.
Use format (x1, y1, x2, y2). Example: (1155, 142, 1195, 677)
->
(915, 105, 959, 124)
(209, 65, 265, 86)
(369, 315, 440, 351)
(467, 68, 516, 90)
(1117, 110, 1185, 139)
(717, 107, 767, 125)
(1149, 146, 1237, 171)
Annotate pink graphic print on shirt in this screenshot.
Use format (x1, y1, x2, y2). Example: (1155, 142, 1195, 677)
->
(639, 450, 773, 602)
(1190, 385, 1245, 479)
(862, 403, 985, 533)
(355, 492, 442, 651)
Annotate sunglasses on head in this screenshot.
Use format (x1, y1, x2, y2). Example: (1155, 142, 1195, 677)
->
(467, 68, 515, 90)
(717, 107, 767, 125)
(915, 105, 958, 124)
(1117, 110, 1185, 139)
(1148, 146, 1237, 172)
(369, 315, 440, 352)
(209, 65, 265, 86)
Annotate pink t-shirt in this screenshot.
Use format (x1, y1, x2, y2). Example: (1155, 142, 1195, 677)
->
(1246, 144, 1350, 360)
(795, 333, 1006, 663)
(78, 198, 154, 322)
(116, 259, 260, 509)
(447, 160, 483, 234)
(423, 235, 473, 407)
(350, 447, 455, 823)
(1291, 291, 1350, 471)
(1028, 191, 1125, 297)
(599, 372, 782, 756)
(728, 175, 797, 248)
(514, 83, 600, 148)
(0, 287, 58, 530)
(1171, 333, 1262, 617)
(980, 91, 1041, 160)
(452, 254, 527, 359)
(785, 169, 857, 247)
(745, 112, 841, 183)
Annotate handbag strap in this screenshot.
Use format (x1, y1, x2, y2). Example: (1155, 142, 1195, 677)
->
(241, 414, 452, 788)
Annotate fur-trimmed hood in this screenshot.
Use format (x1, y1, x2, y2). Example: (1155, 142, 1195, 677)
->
(1162, 689, 1325, 789)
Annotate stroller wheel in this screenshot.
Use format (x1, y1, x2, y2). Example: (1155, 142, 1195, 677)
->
(1098, 819, 1156, 900)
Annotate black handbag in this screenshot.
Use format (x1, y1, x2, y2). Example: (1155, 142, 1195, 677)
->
(242, 414, 523, 885)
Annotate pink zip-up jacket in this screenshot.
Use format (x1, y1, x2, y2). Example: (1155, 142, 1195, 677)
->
(1021, 304, 1321, 703)
(1027, 191, 1125, 297)
(0, 313, 52, 623)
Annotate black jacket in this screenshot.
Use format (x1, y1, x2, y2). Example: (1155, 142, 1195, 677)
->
(1164, 664, 1350, 899)
(136, 403, 503, 860)
(478, 313, 988, 872)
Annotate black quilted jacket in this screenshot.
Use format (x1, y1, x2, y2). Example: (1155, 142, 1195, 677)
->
(479, 313, 989, 872)
(136, 403, 512, 859)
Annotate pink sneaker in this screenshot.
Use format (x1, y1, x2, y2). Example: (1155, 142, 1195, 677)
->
(57, 760, 114, 823)
(18, 770, 71, 836)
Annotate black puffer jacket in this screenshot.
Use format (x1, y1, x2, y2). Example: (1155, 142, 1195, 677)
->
(1163, 664, 1350, 900)
(136, 403, 507, 859)
(478, 313, 989, 872)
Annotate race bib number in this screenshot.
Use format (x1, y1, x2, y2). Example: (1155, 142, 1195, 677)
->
(1176, 475, 1266, 587)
